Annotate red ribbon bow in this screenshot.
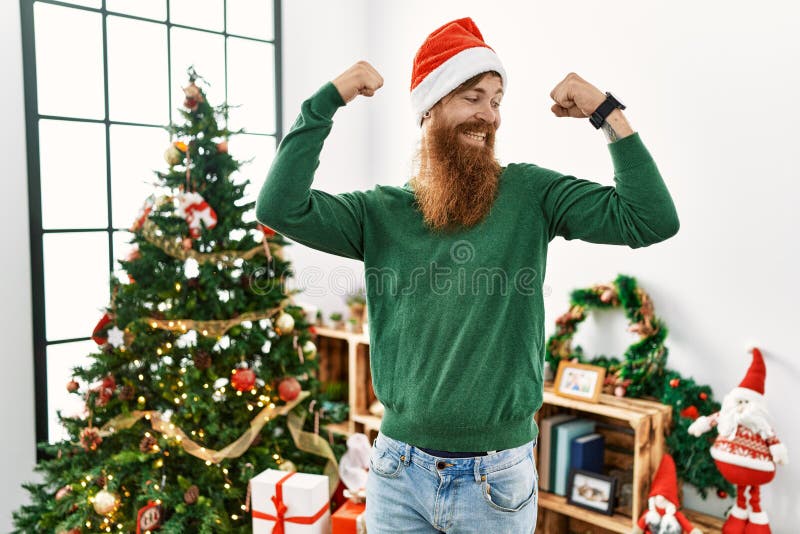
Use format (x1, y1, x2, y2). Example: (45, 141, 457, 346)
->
(252, 471, 329, 534)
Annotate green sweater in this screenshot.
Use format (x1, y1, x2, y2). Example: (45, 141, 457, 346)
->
(256, 82, 679, 451)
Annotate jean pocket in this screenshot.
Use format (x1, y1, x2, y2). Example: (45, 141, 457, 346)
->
(481, 453, 536, 512)
(369, 439, 405, 479)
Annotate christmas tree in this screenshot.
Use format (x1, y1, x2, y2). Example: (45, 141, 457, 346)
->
(14, 69, 348, 533)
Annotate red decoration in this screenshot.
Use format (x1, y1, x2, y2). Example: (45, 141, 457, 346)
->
(680, 405, 699, 420)
(699, 392, 708, 401)
(252, 471, 329, 533)
(92, 375, 117, 407)
(79, 427, 102, 451)
(130, 198, 154, 232)
(91, 313, 112, 345)
(183, 83, 204, 112)
(177, 192, 218, 239)
(278, 377, 301, 402)
(216, 140, 228, 153)
(669, 378, 680, 388)
(259, 224, 276, 238)
(66, 380, 79, 393)
(718, 489, 728, 499)
(136, 501, 163, 533)
(231, 368, 256, 392)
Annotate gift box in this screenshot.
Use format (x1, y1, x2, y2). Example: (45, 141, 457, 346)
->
(332, 500, 366, 534)
(251, 469, 331, 534)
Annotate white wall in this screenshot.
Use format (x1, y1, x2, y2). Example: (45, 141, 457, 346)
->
(283, 0, 800, 530)
(0, 0, 37, 531)
(278, 0, 371, 319)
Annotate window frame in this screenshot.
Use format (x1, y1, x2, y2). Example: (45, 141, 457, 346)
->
(19, 0, 283, 451)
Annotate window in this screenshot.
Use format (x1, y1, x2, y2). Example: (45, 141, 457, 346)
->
(20, 0, 282, 445)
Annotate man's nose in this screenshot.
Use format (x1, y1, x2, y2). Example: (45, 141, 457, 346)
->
(474, 104, 497, 124)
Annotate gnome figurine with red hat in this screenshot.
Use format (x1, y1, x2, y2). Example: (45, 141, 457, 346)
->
(632, 453, 702, 534)
(688, 348, 788, 534)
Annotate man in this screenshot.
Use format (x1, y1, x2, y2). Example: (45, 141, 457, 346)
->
(256, 17, 679, 533)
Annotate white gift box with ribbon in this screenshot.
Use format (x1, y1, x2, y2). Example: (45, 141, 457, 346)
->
(251, 469, 330, 534)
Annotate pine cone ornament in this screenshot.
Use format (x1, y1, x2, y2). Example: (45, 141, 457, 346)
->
(79, 427, 102, 451)
(119, 385, 135, 401)
(193, 350, 212, 370)
(140, 435, 157, 453)
(95, 475, 107, 488)
(183, 485, 200, 505)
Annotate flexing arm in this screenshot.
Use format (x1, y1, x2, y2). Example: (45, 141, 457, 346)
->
(255, 62, 384, 261)
(532, 73, 679, 248)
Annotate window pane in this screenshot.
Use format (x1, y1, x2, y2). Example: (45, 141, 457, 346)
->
(34, 3, 105, 119)
(44, 232, 110, 341)
(47, 0, 102, 8)
(107, 16, 169, 124)
(47, 340, 97, 443)
(229, 133, 276, 222)
(39, 120, 108, 229)
(170, 0, 223, 32)
(170, 28, 225, 116)
(106, 0, 166, 21)
(227, 38, 275, 133)
(227, 0, 273, 40)
(110, 125, 170, 228)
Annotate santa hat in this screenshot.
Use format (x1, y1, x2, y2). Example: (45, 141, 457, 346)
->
(649, 453, 679, 506)
(730, 347, 767, 405)
(410, 17, 507, 126)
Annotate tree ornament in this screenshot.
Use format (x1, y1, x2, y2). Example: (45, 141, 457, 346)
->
(164, 143, 184, 166)
(231, 367, 256, 392)
(91, 313, 113, 345)
(139, 435, 157, 453)
(216, 140, 228, 154)
(278, 460, 297, 472)
(56, 529, 81, 534)
(278, 377, 301, 402)
(717, 490, 728, 499)
(183, 485, 200, 505)
(66, 379, 79, 393)
(55, 485, 72, 500)
(92, 489, 119, 515)
(193, 350, 212, 370)
(183, 81, 204, 111)
(93, 375, 117, 407)
(118, 385, 135, 401)
(679, 405, 699, 420)
(176, 191, 218, 238)
(669, 378, 680, 388)
(699, 392, 708, 401)
(302, 340, 318, 360)
(137, 501, 163, 532)
(182, 237, 194, 251)
(79, 427, 102, 451)
(106, 326, 125, 348)
(275, 312, 295, 334)
(130, 197, 154, 233)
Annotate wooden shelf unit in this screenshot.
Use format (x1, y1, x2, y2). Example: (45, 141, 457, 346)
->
(312, 328, 724, 533)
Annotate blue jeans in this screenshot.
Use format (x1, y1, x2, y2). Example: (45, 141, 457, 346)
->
(365, 431, 538, 533)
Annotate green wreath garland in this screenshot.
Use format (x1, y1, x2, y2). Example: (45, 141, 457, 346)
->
(544, 274, 733, 499)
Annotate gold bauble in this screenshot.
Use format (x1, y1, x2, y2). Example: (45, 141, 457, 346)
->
(275, 312, 295, 334)
(278, 460, 297, 472)
(92, 489, 119, 515)
(302, 340, 317, 360)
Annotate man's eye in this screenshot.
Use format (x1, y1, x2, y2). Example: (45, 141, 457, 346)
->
(465, 97, 478, 102)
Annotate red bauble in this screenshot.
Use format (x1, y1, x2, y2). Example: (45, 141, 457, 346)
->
(278, 377, 301, 402)
(669, 378, 680, 388)
(259, 224, 276, 238)
(680, 405, 700, 420)
(699, 392, 708, 401)
(66, 380, 79, 393)
(718, 489, 728, 499)
(231, 368, 256, 392)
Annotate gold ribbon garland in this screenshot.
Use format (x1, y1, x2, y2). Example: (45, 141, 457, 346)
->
(98, 390, 340, 495)
(140, 218, 281, 266)
(134, 308, 282, 339)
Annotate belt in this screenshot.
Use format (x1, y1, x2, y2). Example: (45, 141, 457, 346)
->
(417, 446, 501, 458)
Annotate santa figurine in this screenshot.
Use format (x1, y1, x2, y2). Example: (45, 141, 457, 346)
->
(688, 348, 788, 534)
(633, 453, 702, 534)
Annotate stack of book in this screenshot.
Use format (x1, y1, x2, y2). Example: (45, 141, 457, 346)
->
(537, 415, 606, 496)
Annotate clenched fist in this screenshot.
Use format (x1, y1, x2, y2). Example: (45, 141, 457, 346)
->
(549, 72, 606, 118)
(332, 61, 384, 104)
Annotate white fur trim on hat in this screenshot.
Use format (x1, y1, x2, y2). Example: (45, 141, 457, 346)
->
(729, 387, 766, 406)
(411, 47, 506, 126)
(749, 511, 769, 525)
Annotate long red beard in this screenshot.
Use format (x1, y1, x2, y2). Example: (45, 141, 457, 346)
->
(410, 117, 501, 233)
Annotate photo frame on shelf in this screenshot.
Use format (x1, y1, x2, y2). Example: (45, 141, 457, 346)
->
(566, 468, 617, 516)
(554, 360, 606, 403)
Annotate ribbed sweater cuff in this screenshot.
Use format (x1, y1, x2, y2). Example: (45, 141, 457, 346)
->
(607, 132, 654, 173)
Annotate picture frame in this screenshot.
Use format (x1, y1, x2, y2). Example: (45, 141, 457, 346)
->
(554, 360, 606, 403)
(566, 468, 617, 516)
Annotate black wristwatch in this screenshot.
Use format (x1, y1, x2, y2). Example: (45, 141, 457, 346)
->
(589, 92, 625, 129)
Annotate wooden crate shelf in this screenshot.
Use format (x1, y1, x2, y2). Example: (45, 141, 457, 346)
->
(313, 328, 723, 533)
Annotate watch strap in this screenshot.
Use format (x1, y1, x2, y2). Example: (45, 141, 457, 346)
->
(590, 92, 625, 129)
